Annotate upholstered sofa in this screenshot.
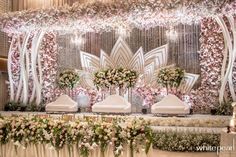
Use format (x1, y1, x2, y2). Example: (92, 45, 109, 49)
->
(46, 95, 78, 113)
(92, 94, 131, 113)
(151, 94, 190, 115)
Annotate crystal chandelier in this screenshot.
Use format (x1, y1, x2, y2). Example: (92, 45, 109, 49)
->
(166, 26, 178, 42)
(71, 33, 85, 48)
(115, 25, 131, 39)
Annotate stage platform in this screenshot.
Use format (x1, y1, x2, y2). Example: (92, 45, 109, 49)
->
(0, 111, 230, 133)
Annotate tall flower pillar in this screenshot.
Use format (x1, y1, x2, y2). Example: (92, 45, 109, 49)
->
(215, 15, 236, 103)
(7, 31, 58, 106)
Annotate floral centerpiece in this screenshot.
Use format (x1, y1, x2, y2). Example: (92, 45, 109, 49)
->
(93, 68, 138, 95)
(57, 69, 80, 97)
(156, 67, 184, 94)
(58, 69, 80, 89)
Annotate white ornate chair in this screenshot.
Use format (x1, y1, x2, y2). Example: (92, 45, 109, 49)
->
(92, 94, 131, 113)
(151, 94, 190, 115)
(46, 95, 78, 113)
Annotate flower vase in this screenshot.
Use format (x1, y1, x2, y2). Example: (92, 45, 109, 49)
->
(67, 88, 74, 100)
(119, 87, 126, 97)
(110, 86, 116, 95)
(128, 88, 132, 103)
(99, 88, 105, 101)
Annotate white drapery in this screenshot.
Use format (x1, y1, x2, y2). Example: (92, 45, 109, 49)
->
(0, 142, 153, 157)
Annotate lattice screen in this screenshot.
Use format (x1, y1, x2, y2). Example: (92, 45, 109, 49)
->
(0, 0, 11, 57)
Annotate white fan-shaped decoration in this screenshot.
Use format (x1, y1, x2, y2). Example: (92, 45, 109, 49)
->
(144, 44, 168, 68)
(143, 62, 155, 84)
(128, 47, 144, 74)
(110, 37, 133, 68)
(78, 70, 95, 88)
(80, 51, 100, 72)
(100, 50, 114, 69)
(179, 73, 199, 94)
(80, 36, 169, 88)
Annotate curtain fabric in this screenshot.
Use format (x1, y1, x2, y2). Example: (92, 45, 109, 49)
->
(0, 142, 153, 157)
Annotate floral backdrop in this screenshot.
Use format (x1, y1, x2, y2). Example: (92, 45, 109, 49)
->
(8, 32, 59, 104)
(40, 33, 59, 103)
(190, 17, 236, 113)
(7, 17, 235, 113)
(4, 0, 236, 113)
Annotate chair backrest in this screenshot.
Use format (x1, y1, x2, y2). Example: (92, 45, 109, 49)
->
(103, 95, 129, 106)
(155, 94, 187, 107)
(54, 95, 77, 105)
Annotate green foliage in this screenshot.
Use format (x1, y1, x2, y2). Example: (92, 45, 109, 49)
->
(4, 101, 26, 111)
(216, 101, 233, 116)
(153, 131, 220, 152)
(4, 101, 45, 112)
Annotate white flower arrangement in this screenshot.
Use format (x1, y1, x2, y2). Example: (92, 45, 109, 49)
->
(0, 116, 153, 157)
(156, 67, 184, 93)
(93, 68, 138, 90)
(58, 69, 80, 89)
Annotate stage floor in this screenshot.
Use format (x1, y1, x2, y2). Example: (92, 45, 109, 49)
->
(0, 111, 230, 133)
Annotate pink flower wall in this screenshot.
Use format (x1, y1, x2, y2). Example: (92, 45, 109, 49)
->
(40, 33, 59, 103)
(191, 18, 226, 113)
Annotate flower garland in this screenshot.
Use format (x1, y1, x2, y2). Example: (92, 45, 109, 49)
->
(58, 69, 80, 89)
(0, 116, 153, 157)
(0, 0, 234, 33)
(93, 68, 138, 89)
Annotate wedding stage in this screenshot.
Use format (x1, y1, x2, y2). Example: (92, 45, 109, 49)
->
(0, 0, 236, 157)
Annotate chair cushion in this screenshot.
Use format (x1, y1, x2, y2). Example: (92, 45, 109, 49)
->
(46, 95, 78, 112)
